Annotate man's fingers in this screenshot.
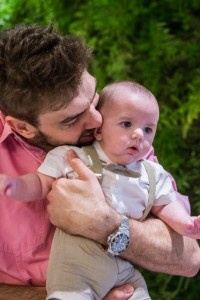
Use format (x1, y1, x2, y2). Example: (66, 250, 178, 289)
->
(102, 285, 134, 300)
(66, 149, 94, 180)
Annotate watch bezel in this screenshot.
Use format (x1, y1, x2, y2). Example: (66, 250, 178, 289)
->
(109, 232, 130, 255)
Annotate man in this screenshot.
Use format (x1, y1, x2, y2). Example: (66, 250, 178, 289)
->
(0, 24, 199, 300)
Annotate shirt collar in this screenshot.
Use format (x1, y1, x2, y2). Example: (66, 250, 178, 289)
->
(0, 111, 14, 143)
(93, 141, 113, 164)
(0, 111, 46, 160)
(93, 140, 141, 172)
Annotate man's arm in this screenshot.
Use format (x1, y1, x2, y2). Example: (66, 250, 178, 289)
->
(47, 150, 200, 277)
(0, 284, 134, 300)
(0, 285, 46, 300)
(123, 217, 199, 276)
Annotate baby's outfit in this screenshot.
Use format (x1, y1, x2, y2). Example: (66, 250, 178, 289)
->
(38, 141, 176, 300)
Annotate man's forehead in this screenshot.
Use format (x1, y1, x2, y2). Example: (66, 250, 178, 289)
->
(80, 71, 96, 91)
(39, 72, 96, 120)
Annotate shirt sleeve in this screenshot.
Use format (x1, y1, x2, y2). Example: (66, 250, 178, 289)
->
(38, 147, 69, 178)
(38, 146, 90, 179)
(153, 163, 177, 206)
(145, 146, 190, 212)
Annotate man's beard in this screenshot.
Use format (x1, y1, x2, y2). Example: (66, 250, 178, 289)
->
(28, 129, 95, 152)
(28, 130, 65, 152)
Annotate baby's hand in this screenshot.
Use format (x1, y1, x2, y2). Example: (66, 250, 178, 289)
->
(186, 216, 200, 239)
(0, 174, 17, 198)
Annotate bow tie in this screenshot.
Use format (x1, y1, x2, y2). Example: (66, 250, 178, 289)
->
(104, 163, 140, 178)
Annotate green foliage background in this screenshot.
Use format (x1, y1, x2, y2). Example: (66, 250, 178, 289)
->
(0, 0, 199, 298)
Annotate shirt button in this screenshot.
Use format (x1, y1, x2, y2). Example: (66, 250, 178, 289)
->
(114, 187, 119, 194)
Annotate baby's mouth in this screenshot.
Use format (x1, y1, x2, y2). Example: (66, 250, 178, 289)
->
(128, 146, 139, 154)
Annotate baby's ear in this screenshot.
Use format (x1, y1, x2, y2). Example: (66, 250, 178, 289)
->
(5, 116, 38, 139)
(94, 127, 103, 141)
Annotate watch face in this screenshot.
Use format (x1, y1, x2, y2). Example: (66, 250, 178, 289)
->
(111, 233, 129, 254)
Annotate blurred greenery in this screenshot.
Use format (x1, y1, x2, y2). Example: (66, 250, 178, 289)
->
(0, 0, 199, 298)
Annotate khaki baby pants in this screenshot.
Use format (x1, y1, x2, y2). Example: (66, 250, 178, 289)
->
(46, 228, 151, 300)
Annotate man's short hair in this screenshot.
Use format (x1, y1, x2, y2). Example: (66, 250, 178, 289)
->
(0, 25, 92, 126)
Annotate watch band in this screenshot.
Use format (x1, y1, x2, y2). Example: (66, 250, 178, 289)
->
(107, 215, 130, 255)
(119, 215, 130, 234)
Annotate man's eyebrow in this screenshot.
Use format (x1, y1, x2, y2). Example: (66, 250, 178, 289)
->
(60, 110, 86, 124)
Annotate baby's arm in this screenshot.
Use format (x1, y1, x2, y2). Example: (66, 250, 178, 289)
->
(152, 202, 200, 239)
(0, 172, 54, 201)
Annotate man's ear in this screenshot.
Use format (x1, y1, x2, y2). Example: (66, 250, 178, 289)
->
(94, 127, 103, 141)
(5, 116, 38, 139)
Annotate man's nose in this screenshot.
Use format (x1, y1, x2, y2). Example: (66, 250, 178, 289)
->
(85, 106, 102, 129)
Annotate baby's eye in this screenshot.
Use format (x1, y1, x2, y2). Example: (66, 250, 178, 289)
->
(144, 127, 153, 134)
(121, 121, 132, 128)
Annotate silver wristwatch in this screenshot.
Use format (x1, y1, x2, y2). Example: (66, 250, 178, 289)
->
(107, 215, 130, 255)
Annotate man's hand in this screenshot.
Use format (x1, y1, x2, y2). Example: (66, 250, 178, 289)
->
(47, 149, 121, 244)
(103, 285, 134, 300)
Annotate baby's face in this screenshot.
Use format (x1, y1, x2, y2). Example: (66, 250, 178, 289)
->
(95, 89, 159, 165)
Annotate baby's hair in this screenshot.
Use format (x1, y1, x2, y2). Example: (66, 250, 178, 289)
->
(97, 80, 156, 110)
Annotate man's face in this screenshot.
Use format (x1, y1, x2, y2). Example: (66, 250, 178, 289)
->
(30, 71, 102, 151)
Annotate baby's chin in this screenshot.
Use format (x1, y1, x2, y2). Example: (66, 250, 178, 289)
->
(114, 156, 138, 166)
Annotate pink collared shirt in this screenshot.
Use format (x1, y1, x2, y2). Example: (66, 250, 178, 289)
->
(0, 112, 55, 286)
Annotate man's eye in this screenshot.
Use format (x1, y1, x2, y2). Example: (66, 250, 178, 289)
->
(63, 117, 80, 127)
(121, 121, 131, 128)
(145, 127, 153, 134)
